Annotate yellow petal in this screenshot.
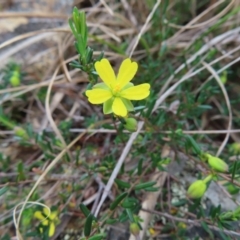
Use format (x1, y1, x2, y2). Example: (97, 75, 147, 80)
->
(48, 222, 55, 237)
(42, 219, 49, 226)
(117, 58, 138, 88)
(43, 208, 50, 217)
(112, 97, 127, 117)
(86, 89, 112, 104)
(34, 211, 45, 221)
(120, 83, 150, 100)
(49, 211, 58, 221)
(95, 58, 116, 88)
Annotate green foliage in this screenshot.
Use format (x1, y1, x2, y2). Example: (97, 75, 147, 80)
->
(0, 62, 24, 88)
(0, 1, 240, 239)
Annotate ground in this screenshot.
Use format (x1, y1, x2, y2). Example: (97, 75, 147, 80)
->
(0, 0, 240, 239)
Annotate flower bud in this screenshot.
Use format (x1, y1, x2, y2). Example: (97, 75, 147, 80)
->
(230, 143, 240, 154)
(205, 153, 229, 172)
(178, 222, 187, 229)
(10, 71, 21, 87)
(130, 222, 140, 236)
(14, 127, 29, 140)
(187, 180, 207, 199)
(124, 118, 137, 132)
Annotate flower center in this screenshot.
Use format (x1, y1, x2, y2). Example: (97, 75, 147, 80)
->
(112, 84, 121, 95)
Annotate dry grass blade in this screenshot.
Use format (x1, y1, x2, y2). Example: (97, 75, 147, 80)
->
(202, 61, 232, 157)
(165, 0, 235, 30)
(45, 66, 73, 161)
(99, 0, 114, 15)
(129, 0, 162, 58)
(0, 12, 68, 19)
(0, 28, 70, 50)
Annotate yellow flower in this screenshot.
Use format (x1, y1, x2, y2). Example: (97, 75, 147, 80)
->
(86, 58, 150, 117)
(34, 207, 59, 237)
(149, 227, 156, 236)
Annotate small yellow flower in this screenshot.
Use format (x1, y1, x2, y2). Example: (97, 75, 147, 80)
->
(34, 207, 59, 237)
(178, 222, 187, 229)
(149, 227, 156, 236)
(86, 58, 150, 117)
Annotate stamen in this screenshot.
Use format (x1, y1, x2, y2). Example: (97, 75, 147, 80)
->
(113, 84, 121, 93)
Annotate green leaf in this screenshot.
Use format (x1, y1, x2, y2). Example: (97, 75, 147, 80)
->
(74, 41, 81, 54)
(86, 46, 93, 64)
(185, 135, 201, 155)
(137, 158, 143, 175)
(231, 161, 237, 181)
(200, 221, 213, 238)
(84, 213, 94, 237)
(110, 192, 128, 210)
(68, 19, 77, 38)
(144, 187, 159, 192)
(73, 7, 80, 33)
(134, 105, 146, 111)
(209, 205, 221, 219)
(69, 61, 83, 69)
(88, 233, 106, 240)
(77, 34, 85, 56)
(95, 51, 104, 62)
(105, 218, 118, 224)
(197, 105, 212, 110)
(171, 199, 187, 207)
(115, 179, 131, 189)
(126, 209, 134, 222)
(80, 11, 87, 45)
(119, 211, 129, 222)
(134, 181, 156, 190)
(79, 204, 91, 217)
(0, 186, 8, 196)
(17, 161, 26, 181)
(121, 198, 137, 209)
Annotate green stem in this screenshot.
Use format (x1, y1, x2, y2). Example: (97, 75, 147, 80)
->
(203, 175, 213, 184)
(0, 114, 16, 129)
